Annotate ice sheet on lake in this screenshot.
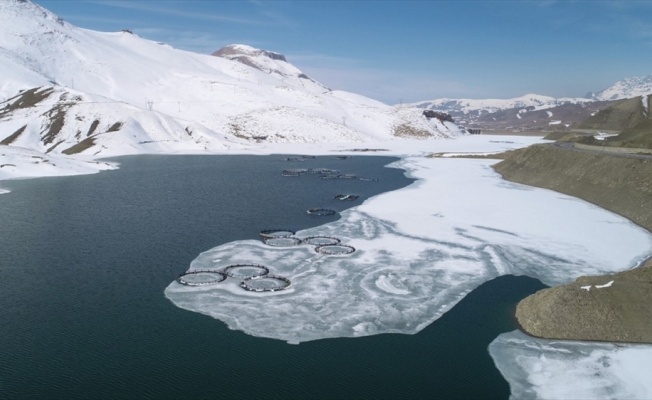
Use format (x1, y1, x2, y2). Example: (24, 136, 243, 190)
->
(165, 156, 652, 344)
(489, 330, 652, 400)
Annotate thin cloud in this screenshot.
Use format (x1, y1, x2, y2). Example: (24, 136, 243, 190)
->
(88, 0, 271, 26)
(297, 63, 475, 104)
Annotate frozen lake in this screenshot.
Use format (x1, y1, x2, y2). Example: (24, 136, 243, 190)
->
(2, 136, 651, 398)
(0, 152, 538, 399)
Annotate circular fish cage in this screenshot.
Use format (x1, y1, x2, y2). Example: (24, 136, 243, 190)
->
(177, 270, 227, 286)
(305, 168, 338, 175)
(338, 174, 358, 179)
(264, 236, 302, 247)
(223, 264, 270, 278)
(315, 244, 356, 255)
(333, 194, 359, 201)
(240, 275, 291, 292)
(302, 236, 341, 246)
(282, 169, 307, 176)
(306, 208, 336, 216)
(259, 229, 296, 240)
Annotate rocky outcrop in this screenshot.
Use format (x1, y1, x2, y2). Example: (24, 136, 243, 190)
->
(496, 143, 652, 343)
(516, 259, 652, 343)
(212, 44, 317, 82)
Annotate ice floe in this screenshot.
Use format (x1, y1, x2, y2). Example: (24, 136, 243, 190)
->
(165, 139, 652, 344)
(489, 330, 652, 400)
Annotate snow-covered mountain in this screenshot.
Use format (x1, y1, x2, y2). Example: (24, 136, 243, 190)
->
(412, 94, 565, 115)
(411, 74, 652, 132)
(0, 0, 460, 162)
(590, 75, 652, 101)
(408, 94, 604, 132)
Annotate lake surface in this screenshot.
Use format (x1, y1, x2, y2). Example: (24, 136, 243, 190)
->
(0, 155, 546, 399)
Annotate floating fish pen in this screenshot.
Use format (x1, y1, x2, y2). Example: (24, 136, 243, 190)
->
(306, 168, 339, 175)
(264, 236, 302, 247)
(282, 169, 308, 176)
(359, 177, 379, 182)
(177, 270, 227, 286)
(284, 154, 316, 162)
(315, 244, 356, 255)
(306, 208, 336, 216)
(333, 194, 359, 201)
(321, 174, 357, 180)
(240, 275, 291, 292)
(302, 236, 341, 246)
(259, 229, 296, 239)
(223, 264, 270, 278)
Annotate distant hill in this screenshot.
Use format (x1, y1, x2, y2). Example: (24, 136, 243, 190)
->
(578, 95, 652, 149)
(409, 74, 652, 133)
(589, 75, 652, 101)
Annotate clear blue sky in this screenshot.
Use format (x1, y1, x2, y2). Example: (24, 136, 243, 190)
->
(37, 0, 652, 104)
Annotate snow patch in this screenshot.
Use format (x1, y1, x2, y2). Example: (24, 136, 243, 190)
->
(490, 330, 652, 400)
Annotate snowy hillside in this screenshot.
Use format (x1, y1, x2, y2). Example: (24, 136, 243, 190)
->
(411, 74, 652, 130)
(407, 94, 604, 132)
(0, 0, 461, 165)
(590, 74, 652, 101)
(410, 94, 593, 117)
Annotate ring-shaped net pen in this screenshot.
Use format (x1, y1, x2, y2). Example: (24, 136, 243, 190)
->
(315, 244, 356, 255)
(264, 236, 302, 247)
(259, 229, 296, 239)
(240, 275, 291, 292)
(222, 264, 270, 278)
(177, 270, 227, 286)
(302, 236, 341, 246)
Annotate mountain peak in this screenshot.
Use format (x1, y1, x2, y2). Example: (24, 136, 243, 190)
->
(0, 0, 67, 26)
(592, 74, 652, 100)
(213, 44, 287, 62)
(212, 44, 316, 82)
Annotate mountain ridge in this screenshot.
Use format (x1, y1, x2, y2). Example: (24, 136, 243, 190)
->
(0, 0, 461, 163)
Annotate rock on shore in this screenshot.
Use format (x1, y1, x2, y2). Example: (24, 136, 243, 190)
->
(516, 259, 652, 343)
(495, 141, 652, 343)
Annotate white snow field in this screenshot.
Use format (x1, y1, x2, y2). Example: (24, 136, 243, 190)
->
(165, 136, 652, 345)
(489, 330, 652, 400)
(0, 0, 461, 163)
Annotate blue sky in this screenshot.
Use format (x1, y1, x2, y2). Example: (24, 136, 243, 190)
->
(37, 0, 652, 104)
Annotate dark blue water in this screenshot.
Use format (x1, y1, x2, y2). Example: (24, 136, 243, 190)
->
(0, 155, 546, 399)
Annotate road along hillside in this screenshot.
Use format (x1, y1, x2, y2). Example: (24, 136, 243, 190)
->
(493, 143, 652, 232)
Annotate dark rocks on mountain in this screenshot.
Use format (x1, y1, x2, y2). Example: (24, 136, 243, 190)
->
(422, 110, 454, 123)
(212, 45, 287, 62)
(1, 125, 27, 145)
(0, 87, 54, 118)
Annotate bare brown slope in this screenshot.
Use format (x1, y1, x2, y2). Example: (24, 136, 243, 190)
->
(494, 144, 652, 343)
(516, 259, 652, 343)
(493, 144, 652, 232)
